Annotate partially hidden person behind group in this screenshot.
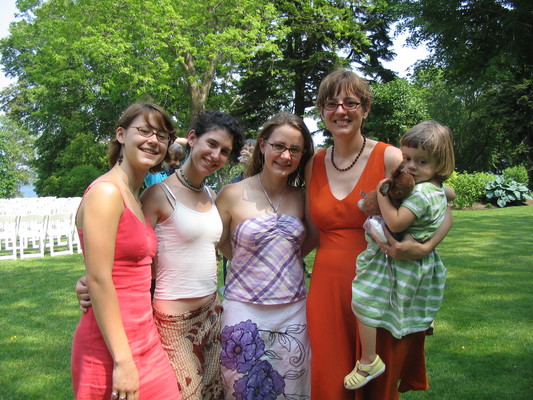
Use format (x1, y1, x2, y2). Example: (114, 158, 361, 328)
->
(216, 113, 314, 399)
(229, 138, 256, 184)
(76, 110, 244, 400)
(345, 120, 456, 390)
(144, 141, 187, 187)
(303, 69, 454, 400)
(71, 102, 181, 400)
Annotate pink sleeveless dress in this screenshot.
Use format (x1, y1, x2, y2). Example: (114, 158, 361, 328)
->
(71, 183, 180, 399)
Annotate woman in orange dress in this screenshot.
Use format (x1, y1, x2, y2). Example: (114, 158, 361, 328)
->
(304, 70, 453, 400)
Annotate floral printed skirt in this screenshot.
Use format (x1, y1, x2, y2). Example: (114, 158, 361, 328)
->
(154, 294, 224, 400)
(220, 298, 311, 400)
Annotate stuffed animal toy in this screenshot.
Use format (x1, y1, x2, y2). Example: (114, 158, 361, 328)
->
(358, 162, 415, 243)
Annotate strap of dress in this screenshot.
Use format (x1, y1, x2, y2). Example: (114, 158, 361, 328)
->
(159, 182, 177, 210)
(77, 181, 126, 221)
(204, 186, 215, 204)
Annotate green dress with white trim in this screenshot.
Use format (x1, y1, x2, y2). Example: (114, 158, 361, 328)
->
(351, 182, 447, 339)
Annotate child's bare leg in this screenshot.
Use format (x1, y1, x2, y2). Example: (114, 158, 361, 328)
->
(344, 319, 385, 390)
(357, 318, 377, 368)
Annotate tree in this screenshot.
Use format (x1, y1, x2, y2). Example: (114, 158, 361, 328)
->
(0, 115, 34, 198)
(365, 78, 430, 145)
(0, 0, 278, 195)
(231, 0, 398, 132)
(36, 132, 108, 197)
(398, 0, 532, 184)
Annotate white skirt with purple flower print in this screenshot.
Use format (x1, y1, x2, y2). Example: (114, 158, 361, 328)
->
(220, 298, 311, 400)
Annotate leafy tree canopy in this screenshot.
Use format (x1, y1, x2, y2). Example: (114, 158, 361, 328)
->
(0, 115, 34, 198)
(232, 0, 398, 132)
(398, 0, 532, 183)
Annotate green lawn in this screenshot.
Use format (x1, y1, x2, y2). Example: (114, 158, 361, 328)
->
(0, 206, 532, 399)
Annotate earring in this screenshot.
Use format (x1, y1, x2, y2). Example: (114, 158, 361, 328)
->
(118, 147, 123, 165)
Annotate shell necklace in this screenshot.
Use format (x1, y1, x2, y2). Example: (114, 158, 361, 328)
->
(331, 135, 366, 172)
(114, 166, 142, 209)
(175, 167, 205, 192)
(257, 173, 286, 213)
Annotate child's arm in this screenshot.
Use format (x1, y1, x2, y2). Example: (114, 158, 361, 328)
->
(376, 180, 417, 233)
(444, 184, 456, 202)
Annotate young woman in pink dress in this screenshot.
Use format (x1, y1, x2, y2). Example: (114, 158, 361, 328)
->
(71, 103, 180, 400)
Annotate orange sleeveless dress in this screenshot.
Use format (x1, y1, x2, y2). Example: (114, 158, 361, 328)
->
(307, 143, 429, 400)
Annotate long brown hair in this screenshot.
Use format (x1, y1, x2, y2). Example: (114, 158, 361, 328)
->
(246, 113, 314, 188)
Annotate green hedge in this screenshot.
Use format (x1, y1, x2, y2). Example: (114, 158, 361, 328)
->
(445, 166, 531, 209)
(446, 171, 494, 209)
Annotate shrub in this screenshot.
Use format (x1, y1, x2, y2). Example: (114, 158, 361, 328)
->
(446, 171, 494, 209)
(502, 165, 528, 185)
(484, 175, 532, 207)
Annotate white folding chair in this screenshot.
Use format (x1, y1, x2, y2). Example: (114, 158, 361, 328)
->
(0, 215, 19, 260)
(18, 214, 48, 259)
(46, 212, 75, 256)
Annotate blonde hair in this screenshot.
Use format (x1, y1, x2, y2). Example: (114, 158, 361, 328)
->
(400, 120, 455, 182)
(316, 69, 373, 112)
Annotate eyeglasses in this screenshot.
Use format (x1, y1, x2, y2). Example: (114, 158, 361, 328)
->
(264, 139, 304, 156)
(324, 99, 361, 111)
(130, 126, 171, 143)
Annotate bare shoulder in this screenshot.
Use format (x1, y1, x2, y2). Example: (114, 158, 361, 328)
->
(78, 180, 123, 227)
(383, 144, 402, 176)
(288, 185, 305, 201)
(216, 180, 242, 206)
(82, 180, 121, 209)
(140, 182, 166, 208)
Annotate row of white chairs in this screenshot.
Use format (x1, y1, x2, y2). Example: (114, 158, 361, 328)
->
(0, 197, 82, 260)
(0, 197, 81, 217)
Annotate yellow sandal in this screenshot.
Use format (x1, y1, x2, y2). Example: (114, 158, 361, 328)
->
(344, 355, 386, 390)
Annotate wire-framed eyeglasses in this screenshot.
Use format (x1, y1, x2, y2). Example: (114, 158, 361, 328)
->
(264, 139, 304, 156)
(130, 126, 171, 143)
(324, 99, 361, 111)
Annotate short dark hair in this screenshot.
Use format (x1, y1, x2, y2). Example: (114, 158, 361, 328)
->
(187, 111, 244, 163)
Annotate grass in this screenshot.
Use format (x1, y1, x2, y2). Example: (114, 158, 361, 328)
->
(1, 206, 532, 399)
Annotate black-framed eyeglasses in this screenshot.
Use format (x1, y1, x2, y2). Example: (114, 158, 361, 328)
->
(324, 99, 361, 111)
(264, 139, 304, 156)
(130, 126, 171, 143)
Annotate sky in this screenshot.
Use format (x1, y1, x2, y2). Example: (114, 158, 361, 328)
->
(0, 0, 428, 140)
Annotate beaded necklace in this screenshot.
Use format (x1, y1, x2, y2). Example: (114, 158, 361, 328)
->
(175, 167, 205, 192)
(331, 135, 366, 172)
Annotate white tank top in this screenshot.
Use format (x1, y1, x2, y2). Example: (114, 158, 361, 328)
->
(153, 182, 222, 300)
